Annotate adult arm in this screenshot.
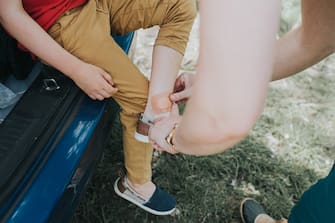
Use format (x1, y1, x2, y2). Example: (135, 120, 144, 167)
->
(272, 0, 335, 81)
(171, 0, 335, 99)
(172, 0, 281, 155)
(155, 0, 335, 155)
(0, 0, 117, 100)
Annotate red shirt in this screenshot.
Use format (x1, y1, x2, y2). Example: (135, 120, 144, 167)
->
(23, 0, 87, 31)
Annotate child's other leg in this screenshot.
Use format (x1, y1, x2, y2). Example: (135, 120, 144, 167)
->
(108, 0, 197, 138)
(146, 0, 197, 120)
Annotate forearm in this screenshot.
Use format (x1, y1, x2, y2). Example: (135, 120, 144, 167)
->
(272, 0, 335, 81)
(0, 0, 83, 79)
(272, 26, 335, 81)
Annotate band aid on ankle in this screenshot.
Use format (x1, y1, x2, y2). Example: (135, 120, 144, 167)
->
(151, 92, 172, 119)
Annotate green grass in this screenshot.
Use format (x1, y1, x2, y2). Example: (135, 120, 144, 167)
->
(72, 115, 320, 223)
(72, 0, 335, 222)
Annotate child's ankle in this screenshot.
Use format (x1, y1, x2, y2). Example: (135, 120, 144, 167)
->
(127, 177, 156, 199)
(134, 113, 153, 142)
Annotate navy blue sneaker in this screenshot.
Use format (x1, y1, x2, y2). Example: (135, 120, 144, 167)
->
(240, 198, 288, 223)
(114, 176, 176, 215)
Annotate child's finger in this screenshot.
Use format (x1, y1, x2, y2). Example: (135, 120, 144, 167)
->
(101, 71, 114, 85)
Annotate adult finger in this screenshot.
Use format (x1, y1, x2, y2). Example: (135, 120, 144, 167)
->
(170, 89, 191, 102)
(173, 74, 185, 92)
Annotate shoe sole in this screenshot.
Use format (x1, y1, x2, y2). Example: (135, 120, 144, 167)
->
(113, 177, 176, 216)
(134, 132, 149, 143)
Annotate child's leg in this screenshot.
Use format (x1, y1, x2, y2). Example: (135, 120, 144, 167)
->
(147, 46, 183, 120)
(144, 0, 197, 120)
(48, 0, 152, 188)
(107, 0, 197, 130)
(48, 1, 177, 214)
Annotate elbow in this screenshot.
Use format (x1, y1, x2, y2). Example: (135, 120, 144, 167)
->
(177, 115, 253, 156)
(227, 123, 252, 141)
(0, 8, 9, 27)
(212, 112, 258, 145)
(0, 2, 23, 26)
(212, 119, 253, 146)
(317, 37, 335, 56)
(0, 10, 4, 24)
(299, 26, 335, 56)
(0, 2, 7, 23)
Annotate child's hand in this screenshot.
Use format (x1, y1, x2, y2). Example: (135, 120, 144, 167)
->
(72, 62, 118, 100)
(170, 72, 195, 103)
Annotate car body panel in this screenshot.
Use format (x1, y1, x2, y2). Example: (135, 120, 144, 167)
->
(1, 32, 134, 223)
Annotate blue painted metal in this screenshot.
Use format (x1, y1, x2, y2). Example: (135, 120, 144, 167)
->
(5, 32, 134, 223)
(7, 99, 105, 223)
(112, 32, 134, 53)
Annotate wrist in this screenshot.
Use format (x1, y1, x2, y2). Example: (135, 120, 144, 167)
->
(66, 58, 85, 80)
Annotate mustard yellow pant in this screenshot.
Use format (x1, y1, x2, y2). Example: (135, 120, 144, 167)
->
(48, 0, 196, 184)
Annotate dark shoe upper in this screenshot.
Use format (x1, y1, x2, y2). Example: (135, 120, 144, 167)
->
(240, 198, 266, 223)
(144, 186, 176, 212)
(114, 176, 176, 215)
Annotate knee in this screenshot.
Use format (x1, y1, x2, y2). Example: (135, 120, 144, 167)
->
(158, 0, 197, 54)
(114, 81, 149, 115)
(316, 34, 335, 55)
(120, 92, 148, 115)
(300, 24, 335, 55)
(176, 0, 197, 23)
(329, 42, 335, 54)
(316, 38, 335, 58)
(165, 0, 197, 24)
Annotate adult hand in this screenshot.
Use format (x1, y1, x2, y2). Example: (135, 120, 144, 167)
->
(72, 62, 118, 100)
(169, 72, 195, 103)
(149, 104, 181, 154)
